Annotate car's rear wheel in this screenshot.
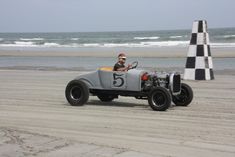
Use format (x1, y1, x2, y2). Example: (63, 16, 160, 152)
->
(65, 80, 89, 106)
(172, 83, 193, 106)
(97, 94, 116, 102)
(148, 87, 171, 111)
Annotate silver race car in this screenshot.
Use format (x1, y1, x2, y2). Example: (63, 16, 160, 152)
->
(65, 61, 193, 111)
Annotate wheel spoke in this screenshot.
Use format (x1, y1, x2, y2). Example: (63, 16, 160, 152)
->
(70, 86, 82, 100)
(152, 92, 166, 107)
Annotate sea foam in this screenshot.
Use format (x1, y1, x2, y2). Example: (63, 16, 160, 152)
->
(14, 41, 36, 47)
(71, 38, 80, 41)
(43, 43, 61, 47)
(20, 38, 44, 41)
(170, 36, 182, 39)
(211, 42, 235, 48)
(0, 41, 235, 48)
(140, 41, 189, 47)
(134, 36, 160, 40)
(223, 35, 235, 38)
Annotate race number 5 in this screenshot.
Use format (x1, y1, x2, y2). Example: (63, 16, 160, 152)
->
(112, 73, 125, 88)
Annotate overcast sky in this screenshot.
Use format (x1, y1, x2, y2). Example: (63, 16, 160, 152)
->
(0, 0, 234, 32)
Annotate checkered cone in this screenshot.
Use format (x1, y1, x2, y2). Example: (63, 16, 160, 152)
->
(184, 20, 214, 80)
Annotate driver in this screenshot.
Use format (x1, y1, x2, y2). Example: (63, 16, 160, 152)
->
(113, 53, 131, 71)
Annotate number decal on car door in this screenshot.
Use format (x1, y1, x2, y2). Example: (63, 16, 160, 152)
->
(112, 73, 125, 88)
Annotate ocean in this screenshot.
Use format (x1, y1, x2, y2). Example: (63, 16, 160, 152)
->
(0, 28, 235, 49)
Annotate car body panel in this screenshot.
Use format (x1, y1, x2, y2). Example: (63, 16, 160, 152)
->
(76, 69, 147, 91)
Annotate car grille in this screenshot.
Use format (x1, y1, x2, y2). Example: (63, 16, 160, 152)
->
(173, 74, 181, 93)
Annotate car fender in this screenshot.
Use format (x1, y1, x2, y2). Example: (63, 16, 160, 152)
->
(75, 71, 102, 89)
(77, 78, 93, 88)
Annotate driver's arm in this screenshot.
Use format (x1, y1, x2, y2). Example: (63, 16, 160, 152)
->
(114, 63, 131, 71)
(116, 66, 130, 72)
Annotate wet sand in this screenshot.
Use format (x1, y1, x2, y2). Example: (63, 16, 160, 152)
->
(0, 69, 235, 157)
(1, 47, 235, 58)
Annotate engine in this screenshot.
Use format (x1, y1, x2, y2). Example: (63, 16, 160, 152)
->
(141, 72, 181, 95)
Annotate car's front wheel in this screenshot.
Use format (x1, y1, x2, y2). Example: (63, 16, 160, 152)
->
(148, 87, 172, 111)
(172, 83, 193, 106)
(65, 80, 89, 106)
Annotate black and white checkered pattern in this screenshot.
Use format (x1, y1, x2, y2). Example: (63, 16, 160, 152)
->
(184, 20, 214, 80)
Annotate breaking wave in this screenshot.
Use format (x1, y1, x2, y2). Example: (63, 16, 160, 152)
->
(134, 36, 160, 40)
(71, 38, 80, 41)
(0, 41, 189, 48)
(20, 38, 44, 41)
(170, 36, 183, 39)
(222, 35, 235, 39)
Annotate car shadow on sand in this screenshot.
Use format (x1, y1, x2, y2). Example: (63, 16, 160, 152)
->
(86, 100, 176, 110)
(63, 98, 177, 110)
(86, 99, 149, 108)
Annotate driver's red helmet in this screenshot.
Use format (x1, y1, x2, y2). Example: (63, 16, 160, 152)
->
(118, 53, 126, 59)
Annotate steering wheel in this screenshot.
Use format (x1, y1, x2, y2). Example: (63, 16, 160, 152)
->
(129, 61, 138, 70)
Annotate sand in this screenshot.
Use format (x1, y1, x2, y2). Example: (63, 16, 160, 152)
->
(1, 47, 235, 58)
(0, 69, 235, 157)
(0, 46, 235, 156)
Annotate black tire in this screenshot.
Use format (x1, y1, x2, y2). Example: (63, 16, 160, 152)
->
(148, 87, 172, 111)
(97, 95, 116, 102)
(172, 83, 193, 106)
(65, 80, 89, 106)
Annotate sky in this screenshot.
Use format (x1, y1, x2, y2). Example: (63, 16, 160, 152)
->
(0, 0, 234, 32)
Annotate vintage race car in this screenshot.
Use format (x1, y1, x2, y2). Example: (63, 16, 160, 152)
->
(65, 61, 193, 111)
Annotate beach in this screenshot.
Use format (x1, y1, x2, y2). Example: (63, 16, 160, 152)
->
(0, 69, 235, 157)
(0, 48, 235, 75)
(0, 46, 235, 157)
(0, 28, 235, 157)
